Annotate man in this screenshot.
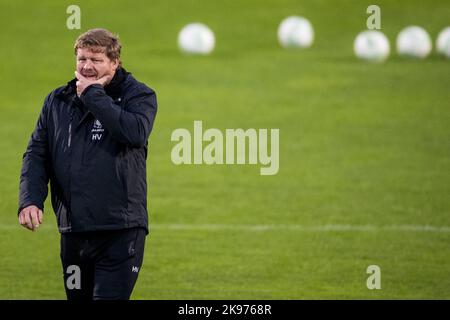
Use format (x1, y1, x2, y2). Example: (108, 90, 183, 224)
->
(18, 28, 157, 300)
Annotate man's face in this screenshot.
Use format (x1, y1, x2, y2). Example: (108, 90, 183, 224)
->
(76, 47, 118, 81)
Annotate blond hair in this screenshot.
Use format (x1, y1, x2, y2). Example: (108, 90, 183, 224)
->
(74, 28, 122, 65)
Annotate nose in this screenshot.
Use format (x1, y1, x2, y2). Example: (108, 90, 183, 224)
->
(83, 60, 94, 70)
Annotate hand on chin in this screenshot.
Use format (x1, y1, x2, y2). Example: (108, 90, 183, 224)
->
(75, 71, 114, 97)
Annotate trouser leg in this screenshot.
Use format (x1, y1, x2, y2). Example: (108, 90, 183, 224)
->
(60, 233, 95, 300)
(93, 227, 147, 300)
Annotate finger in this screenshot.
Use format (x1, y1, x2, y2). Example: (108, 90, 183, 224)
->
(97, 73, 109, 81)
(38, 210, 43, 224)
(97, 74, 112, 86)
(30, 208, 40, 230)
(23, 210, 33, 230)
(19, 212, 25, 226)
(19, 211, 29, 228)
(75, 71, 86, 81)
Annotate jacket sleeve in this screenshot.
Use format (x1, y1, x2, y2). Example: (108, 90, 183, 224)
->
(18, 94, 51, 214)
(80, 84, 157, 147)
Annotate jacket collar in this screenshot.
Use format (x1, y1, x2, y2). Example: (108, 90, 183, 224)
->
(104, 66, 129, 98)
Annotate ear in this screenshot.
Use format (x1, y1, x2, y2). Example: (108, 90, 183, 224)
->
(112, 58, 120, 71)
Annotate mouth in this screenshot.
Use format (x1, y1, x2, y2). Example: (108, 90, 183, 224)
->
(82, 73, 97, 80)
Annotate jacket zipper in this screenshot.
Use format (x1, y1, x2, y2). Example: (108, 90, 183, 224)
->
(68, 123, 72, 147)
(66, 110, 74, 231)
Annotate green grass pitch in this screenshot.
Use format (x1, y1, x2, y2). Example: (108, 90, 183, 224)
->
(0, 0, 449, 299)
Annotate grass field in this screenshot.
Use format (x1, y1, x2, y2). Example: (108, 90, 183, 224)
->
(0, 0, 449, 299)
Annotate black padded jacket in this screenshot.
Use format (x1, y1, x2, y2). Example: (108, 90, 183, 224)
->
(18, 68, 157, 234)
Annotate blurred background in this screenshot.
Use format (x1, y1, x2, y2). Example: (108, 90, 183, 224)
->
(0, 0, 449, 299)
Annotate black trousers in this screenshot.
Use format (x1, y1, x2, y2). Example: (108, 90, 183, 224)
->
(60, 227, 146, 300)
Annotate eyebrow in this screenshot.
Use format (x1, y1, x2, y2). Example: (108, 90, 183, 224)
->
(77, 56, 104, 60)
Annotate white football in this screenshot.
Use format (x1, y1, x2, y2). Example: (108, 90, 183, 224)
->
(178, 23, 215, 55)
(278, 16, 314, 48)
(354, 30, 390, 62)
(396, 26, 432, 58)
(436, 27, 450, 58)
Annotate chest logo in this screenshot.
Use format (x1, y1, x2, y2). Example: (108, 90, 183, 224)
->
(91, 119, 105, 141)
(93, 120, 102, 129)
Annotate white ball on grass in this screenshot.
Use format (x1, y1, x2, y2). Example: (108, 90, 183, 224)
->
(436, 27, 450, 58)
(396, 26, 432, 58)
(278, 16, 314, 48)
(178, 23, 215, 55)
(354, 30, 390, 62)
